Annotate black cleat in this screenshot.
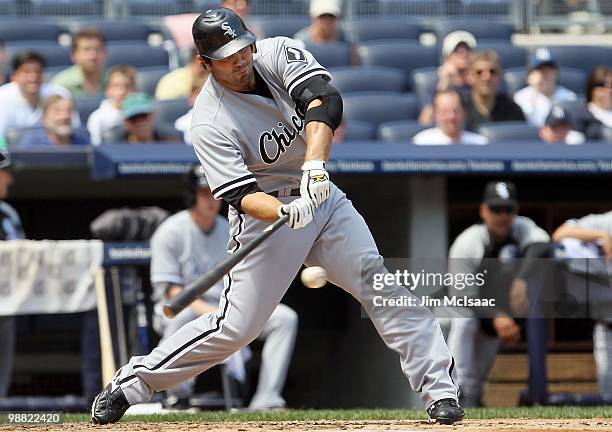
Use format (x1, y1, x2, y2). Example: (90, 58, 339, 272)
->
(91, 383, 130, 425)
(427, 398, 465, 424)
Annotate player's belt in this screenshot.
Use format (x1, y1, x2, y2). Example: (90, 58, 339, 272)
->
(269, 188, 301, 197)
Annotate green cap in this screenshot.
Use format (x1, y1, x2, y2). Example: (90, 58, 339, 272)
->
(121, 93, 154, 119)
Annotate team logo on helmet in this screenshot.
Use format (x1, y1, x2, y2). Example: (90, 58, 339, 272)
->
(221, 22, 237, 38)
(495, 182, 510, 199)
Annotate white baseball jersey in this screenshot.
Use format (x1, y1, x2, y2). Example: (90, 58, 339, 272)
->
(191, 37, 331, 198)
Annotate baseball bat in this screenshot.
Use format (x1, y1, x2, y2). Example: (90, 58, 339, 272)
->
(94, 268, 117, 385)
(163, 214, 289, 318)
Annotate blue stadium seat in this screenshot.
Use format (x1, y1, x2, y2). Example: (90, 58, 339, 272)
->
(249, 0, 308, 16)
(477, 121, 541, 142)
(127, 0, 180, 16)
(433, 19, 514, 43)
(357, 42, 438, 90)
(136, 66, 171, 96)
(0, 22, 60, 42)
(410, 67, 437, 108)
(330, 66, 405, 93)
(343, 121, 377, 141)
(0, 0, 16, 14)
(504, 67, 587, 96)
(462, 0, 512, 16)
(70, 20, 151, 43)
(75, 95, 104, 124)
(248, 16, 310, 38)
(477, 42, 528, 69)
(303, 42, 351, 68)
(342, 19, 422, 42)
(343, 91, 419, 127)
(106, 45, 170, 68)
(154, 97, 190, 129)
(378, 0, 446, 16)
(4, 42, 71, 69)
(546, 46, 612, 75)
(377, 120, 429, 142)
(30, 0, 101, 16)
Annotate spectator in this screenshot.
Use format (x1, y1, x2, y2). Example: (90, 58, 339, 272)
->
(150, 165, 297, 411)
(51, 28, 107, 97)
(552, 211, 612, 399)
(444, 181, 550, 407)
(221, 0, 250, 19)
(538, 105, 585, 145)
(463, 50, 525, 131)
(155, 48, 209, 101)
(0, 51, 77, 140)
(0, 38, 7, 86)
(418, 31, 477, 125)
(15, 95, 90, 147)
(102, 92, 162, 143)
(293, 0, 347, 44)
(174, 73, 207, 144)
(513, 48, 577, 127)
(412, 89, 488, 145)
(573, 66, 612, 139)
(87, 65, 136, 145)
(0, 150, 25, 398)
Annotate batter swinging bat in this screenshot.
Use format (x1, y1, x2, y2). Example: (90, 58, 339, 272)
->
(163, 214, 289, 318)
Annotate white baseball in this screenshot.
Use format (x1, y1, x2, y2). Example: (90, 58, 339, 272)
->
(301, 266, 328, 288)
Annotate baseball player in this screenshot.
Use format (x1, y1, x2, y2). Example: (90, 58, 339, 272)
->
(150, 165, 297, 410)
(552, 211, 612, 399)
(91, 8, 463, 425)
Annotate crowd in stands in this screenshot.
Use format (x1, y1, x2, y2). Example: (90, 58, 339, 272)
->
(0, 0, 610, 150)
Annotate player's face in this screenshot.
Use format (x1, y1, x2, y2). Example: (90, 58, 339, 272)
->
(195, 187, 221, 218)
(468, 60, 500, 96)
(12, 61, 43, 97)
(0, 169, 13, 200)
(44, 98, 73, 137)
(73, 37, 107, 74)
(480, 203, 517, 240)
(203, 46, 255, 92)
(434, 92, 465, 138)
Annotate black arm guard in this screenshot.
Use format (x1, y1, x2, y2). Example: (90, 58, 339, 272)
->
(290, 75, 343, 131)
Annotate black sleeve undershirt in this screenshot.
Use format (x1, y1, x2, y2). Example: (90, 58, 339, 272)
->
(220, 182, 263, 213)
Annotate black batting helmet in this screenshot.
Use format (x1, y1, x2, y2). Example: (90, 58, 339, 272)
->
(183, 164, 210, 207)
(192, 8, 256, 60)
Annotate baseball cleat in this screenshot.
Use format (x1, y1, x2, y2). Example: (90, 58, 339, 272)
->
(91, 383, 130, 425)
(427, 398, 465, 425)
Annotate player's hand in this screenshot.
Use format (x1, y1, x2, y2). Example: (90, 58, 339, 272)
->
(493, 315, 521, 344)
(278, 198, 314, 229)
(300, 160, 330, 208)
(509, 278, 529, 316)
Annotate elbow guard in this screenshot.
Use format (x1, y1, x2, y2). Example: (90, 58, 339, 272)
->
(291, 76, 343, 131)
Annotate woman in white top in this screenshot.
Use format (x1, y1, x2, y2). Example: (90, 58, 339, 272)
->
(586, 66, 612, 129)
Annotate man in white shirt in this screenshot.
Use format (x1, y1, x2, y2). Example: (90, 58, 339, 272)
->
(513, 48, 577, 127)
(413, 89, 488, 145)
(0, 51, 77, 140)
(539, 105, 585, 145)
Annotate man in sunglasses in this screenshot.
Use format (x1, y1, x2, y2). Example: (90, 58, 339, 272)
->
(444, 181, 550, 407)
(464, 50, 525, 131)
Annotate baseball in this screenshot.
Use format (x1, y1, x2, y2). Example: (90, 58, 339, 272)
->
(301, 266, 328, 288)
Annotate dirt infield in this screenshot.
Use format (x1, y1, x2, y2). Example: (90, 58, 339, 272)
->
(3, 419, 612, 432)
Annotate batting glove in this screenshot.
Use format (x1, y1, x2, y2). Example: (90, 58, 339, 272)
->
(278, 198, 314, 229)
(300, 160, 330, 208)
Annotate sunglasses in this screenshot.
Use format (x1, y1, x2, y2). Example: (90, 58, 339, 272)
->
(593, 81, 612, 89)
(488, 205, 516, 214)
(475, 68, 498, 76)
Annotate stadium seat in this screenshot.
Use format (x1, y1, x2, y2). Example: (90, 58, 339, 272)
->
(106, 45, 170, 69)
(377, 120, 429, 142)
(477, 42, 528, 69)
(4, 42, 71, 69)
(303, 42, 351, 68)
(70, 20, 151, 43)
(462, 0, 512, 16)
(357, 42, 438, 90)
(0, 0, 16, 15)
(136, 66, 171, 96)
(477, 121, 541, 142)
(433, 19, 514, 43)
(342, 19, 422, 42)
(248, 16, 310, 38)
(249, 0, 308, 16)
(343, 121, 377, 141)
(0, 22, 60, 42)
(74, 95, 104, 124)
(342, 92, 419, 127)
(378, 0, 446, 16)
(329, 66, 405, 93)
(504, 67, 587, 96)
(127, 0, 181, 16)
(154, 97, 190, 129)
(30, 0, 101, 16)
(546, 46, 612, 75)
(411, 67, 437, 107)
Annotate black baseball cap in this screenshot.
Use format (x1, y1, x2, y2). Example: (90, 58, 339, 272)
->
(545, 105, 571, 127)
(0, 150, 11, 170)
(482, 181, 518, 207)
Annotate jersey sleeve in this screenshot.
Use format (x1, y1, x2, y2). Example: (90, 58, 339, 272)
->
(191, 124, 257, 200)
(574, 211, 612, 232)
(515, 217, 550, 250)
(150, 222, 183, 302)
(272, 37, 332, 97)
